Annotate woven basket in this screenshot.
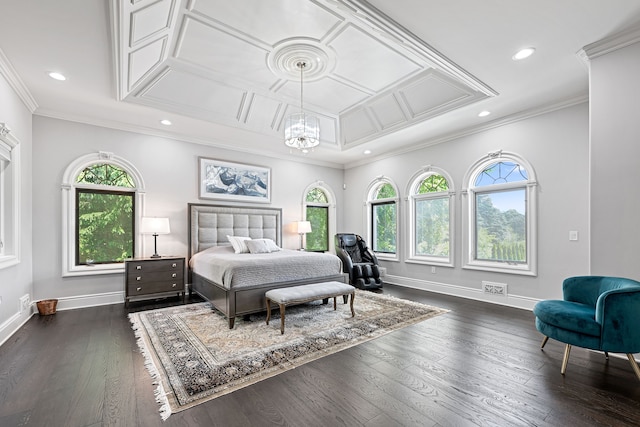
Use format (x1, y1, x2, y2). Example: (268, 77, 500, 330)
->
(37, 299, 58, 316)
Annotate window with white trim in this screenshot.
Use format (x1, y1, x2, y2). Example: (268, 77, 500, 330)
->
(302, 182, 336, 253)
(62, 152, 145, 277)
(0, 123, 20, 269)
(463, 151, 537, 275)
(367, 177, 398, 259)
(407, 167, 454, 267)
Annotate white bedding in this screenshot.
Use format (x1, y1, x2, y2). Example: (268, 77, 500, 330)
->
(189, 245, 343, 290)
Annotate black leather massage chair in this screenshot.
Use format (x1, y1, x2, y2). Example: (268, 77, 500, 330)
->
(335, 233, 383, 290)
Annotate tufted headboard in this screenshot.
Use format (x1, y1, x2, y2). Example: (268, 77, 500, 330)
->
(188, 203, 282, 260)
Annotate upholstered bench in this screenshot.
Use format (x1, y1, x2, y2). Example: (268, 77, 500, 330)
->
(265, 281, 356, 334)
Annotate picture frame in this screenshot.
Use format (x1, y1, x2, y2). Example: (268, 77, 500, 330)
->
(198, 157, 271, 203)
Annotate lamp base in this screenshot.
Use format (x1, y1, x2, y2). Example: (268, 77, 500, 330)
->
(150, 254, 161, 258)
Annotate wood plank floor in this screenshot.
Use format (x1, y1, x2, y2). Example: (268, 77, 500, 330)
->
(1, 284, 639, 426)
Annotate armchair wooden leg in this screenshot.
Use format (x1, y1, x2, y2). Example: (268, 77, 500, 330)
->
(561, 344, 572, 375)
(540, 336, 549, 349)
(626, 354, 640, 381)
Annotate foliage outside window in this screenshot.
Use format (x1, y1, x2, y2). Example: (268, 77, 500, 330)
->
(410, 172, 452, 265)
(371, 182, 397, 254)
(304, 187, 329, 252)
(464, 153, 537, 276)
(75, 164, 136, 265)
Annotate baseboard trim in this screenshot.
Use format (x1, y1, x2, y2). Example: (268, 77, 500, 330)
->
(0, 310, 34, 347)
(54, 291, 124, 311)
(385, 274, 539, 310)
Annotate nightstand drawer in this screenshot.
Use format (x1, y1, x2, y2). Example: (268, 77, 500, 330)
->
(128, 259, 183, 273)
(127, 280, 183, 296)
(128, 270, 183, 284)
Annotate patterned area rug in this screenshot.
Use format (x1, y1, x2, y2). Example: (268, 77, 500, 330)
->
(129, 290, 448, 419)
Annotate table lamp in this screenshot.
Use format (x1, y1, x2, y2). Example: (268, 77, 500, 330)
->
(140, 217, 170, 258)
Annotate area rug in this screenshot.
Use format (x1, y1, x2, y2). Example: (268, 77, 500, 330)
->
(129, 290, 448, 419)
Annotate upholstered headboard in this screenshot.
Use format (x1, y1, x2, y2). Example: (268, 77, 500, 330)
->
(188, 203, 282, 259)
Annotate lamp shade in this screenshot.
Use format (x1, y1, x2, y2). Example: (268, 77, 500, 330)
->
(296, 221, 312, 234)
(140, 217, 170, 235)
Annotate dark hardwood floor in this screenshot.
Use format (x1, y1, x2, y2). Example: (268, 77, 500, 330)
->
(1, 284, 639, 426)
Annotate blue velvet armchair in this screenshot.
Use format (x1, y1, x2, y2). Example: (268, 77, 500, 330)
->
(533, 276, 640, 380)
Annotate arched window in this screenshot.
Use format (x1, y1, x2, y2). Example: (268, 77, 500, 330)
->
(0, 123, 20, 270)
(367, 177, 399, 259)
(62, 152, 145, 277)
(407, 167, 455, 267)
(302, 182, 336, 253)
(463, 151, 537, 275)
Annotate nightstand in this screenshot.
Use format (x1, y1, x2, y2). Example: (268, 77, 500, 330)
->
(125, 256, 185, 306)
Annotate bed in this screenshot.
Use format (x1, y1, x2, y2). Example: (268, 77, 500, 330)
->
(188, 203, 346, 328)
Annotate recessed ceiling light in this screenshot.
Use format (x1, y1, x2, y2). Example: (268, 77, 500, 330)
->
(160, 119, 172, 126)
(478, 111, 491, 117)
(48, 72, 66, 81)
(512, 47, 536, 61)
(363, 149, 372, 155)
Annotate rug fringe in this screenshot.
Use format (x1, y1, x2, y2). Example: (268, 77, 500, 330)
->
(129, 313, 172, 421)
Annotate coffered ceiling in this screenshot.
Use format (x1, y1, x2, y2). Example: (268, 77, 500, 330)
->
(1, 1, 640, 167)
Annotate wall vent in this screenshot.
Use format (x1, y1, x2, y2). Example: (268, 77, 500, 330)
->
(482, 281, 507, 296)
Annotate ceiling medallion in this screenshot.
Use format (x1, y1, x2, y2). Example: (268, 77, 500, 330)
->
(267, 38, 336, 82)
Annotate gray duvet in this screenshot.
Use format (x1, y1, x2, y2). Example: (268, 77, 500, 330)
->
(189, 245, 342, 289)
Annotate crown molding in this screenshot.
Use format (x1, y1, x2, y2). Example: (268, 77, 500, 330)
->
(580, 25, 640, 61)
(0, 48, 38, 113)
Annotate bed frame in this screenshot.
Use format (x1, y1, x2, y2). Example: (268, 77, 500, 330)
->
(187, 203, 346, 328)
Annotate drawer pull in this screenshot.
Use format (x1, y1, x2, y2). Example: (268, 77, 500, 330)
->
(172, 263, 177, 268)
(136, 276, 141, 281)
(136, 287, 142, 291)
(172, 283, 177, 288)
(172, 273, 177, 278)
(136, 265, 141, 270)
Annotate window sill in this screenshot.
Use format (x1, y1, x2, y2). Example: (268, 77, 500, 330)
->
(62, 264, 125, 277)
(463, 262, 536, 276)
(405, 258, 453, 268)
(0, 255, 19, 270)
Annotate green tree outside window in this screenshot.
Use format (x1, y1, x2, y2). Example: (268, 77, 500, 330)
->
(76, 164, 135, 265)
(305, 188, 329, 251)
(372, 183, 396, 253)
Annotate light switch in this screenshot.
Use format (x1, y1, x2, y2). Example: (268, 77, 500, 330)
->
(569, 231, 578, 241)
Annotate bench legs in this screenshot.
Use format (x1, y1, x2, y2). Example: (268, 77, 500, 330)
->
(266, 292, 355, 334)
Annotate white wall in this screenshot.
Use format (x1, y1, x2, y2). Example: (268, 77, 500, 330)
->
(589, 39, 640, 278)
(31, 117, 344, 309)
(0, 70, 33, 344)
(343, 103, 590, 307)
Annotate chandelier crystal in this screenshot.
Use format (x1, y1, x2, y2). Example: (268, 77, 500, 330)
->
(284, 61, 320, 153)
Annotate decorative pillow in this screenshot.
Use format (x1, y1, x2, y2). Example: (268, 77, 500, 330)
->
(261, 238, 281, 252)
(227, 235, 251, 254)
(246, 239, 271, 254)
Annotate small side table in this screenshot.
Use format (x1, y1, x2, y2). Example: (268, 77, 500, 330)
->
(125, 256, 185, 307)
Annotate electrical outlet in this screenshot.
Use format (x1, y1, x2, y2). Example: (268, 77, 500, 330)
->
(482, 281, 508, 296)
(19, 294, 30, 314)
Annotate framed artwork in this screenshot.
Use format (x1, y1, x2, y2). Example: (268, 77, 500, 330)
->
(198, 157, 271, 203)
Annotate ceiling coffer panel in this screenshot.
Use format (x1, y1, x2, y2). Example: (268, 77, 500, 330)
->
(140, 69, 247, 121)
(276, 77, 369, 113)
(128, 37, 167, 91)
(369, 94, 407, 130)
(340, 108, 378, 144)
(190, 0, 343, 45)
(176, 17, 276, 90)
(130, 0, 174, 46)
(399, 72, 473, 119)
(327, 24, 422, 93)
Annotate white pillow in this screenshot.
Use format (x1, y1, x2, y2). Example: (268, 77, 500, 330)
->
(246, 238, 281, 254)
(262, 238, 281, 252)
(246, 239, 270, 254)
(227, 235, 251, 254)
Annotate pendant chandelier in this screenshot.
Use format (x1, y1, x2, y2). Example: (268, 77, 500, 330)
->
(284, 61, 320, 153)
